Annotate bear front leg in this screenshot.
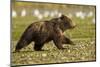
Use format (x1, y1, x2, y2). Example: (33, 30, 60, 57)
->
(62, 35, 75, 45)
(53, 36, 65, 49)
(53, 27, 66, 49)
(34, 43, 44, 51)
(53, 31, 66, 49)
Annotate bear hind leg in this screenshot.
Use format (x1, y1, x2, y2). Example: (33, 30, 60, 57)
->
(15, 40, 31, 52)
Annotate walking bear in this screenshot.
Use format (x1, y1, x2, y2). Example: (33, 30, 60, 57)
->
(15, 15, 76, 51)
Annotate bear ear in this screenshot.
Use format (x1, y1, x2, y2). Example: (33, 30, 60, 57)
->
(60, 14, 65, 19)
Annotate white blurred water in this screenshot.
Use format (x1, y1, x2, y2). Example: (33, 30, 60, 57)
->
(21, 9, 26, 17)
(43, 11, 49, 17)
(75, 11, 86, 19)
(12, 9, 95, 22)
(87, 11, 93, 17)
(12, 10, 17, 18)
(34, 9, 40, 16)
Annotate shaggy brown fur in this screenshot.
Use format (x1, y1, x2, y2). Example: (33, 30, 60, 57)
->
(15, 15, 76, 51)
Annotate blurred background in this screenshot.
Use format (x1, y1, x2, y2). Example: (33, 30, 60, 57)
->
(12, 1, 96, 41)
(11, 1, 96, 65)
(12, 2, 95, 19)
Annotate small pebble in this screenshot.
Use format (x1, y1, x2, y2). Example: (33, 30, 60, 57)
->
(81, 57, 85, 60)
(29, 57, 32, 61)
(42, 53, 47, 57)
(61, 57, 67, 60)
(21, 54, 25, 57)
(91, 41, 94, 44)
(68, 50, 71, 53)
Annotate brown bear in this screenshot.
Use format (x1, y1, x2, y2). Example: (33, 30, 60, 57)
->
(15, 15, 76, 51)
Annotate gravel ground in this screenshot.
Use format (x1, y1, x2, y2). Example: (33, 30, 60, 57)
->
(11, 38, 96, 66)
